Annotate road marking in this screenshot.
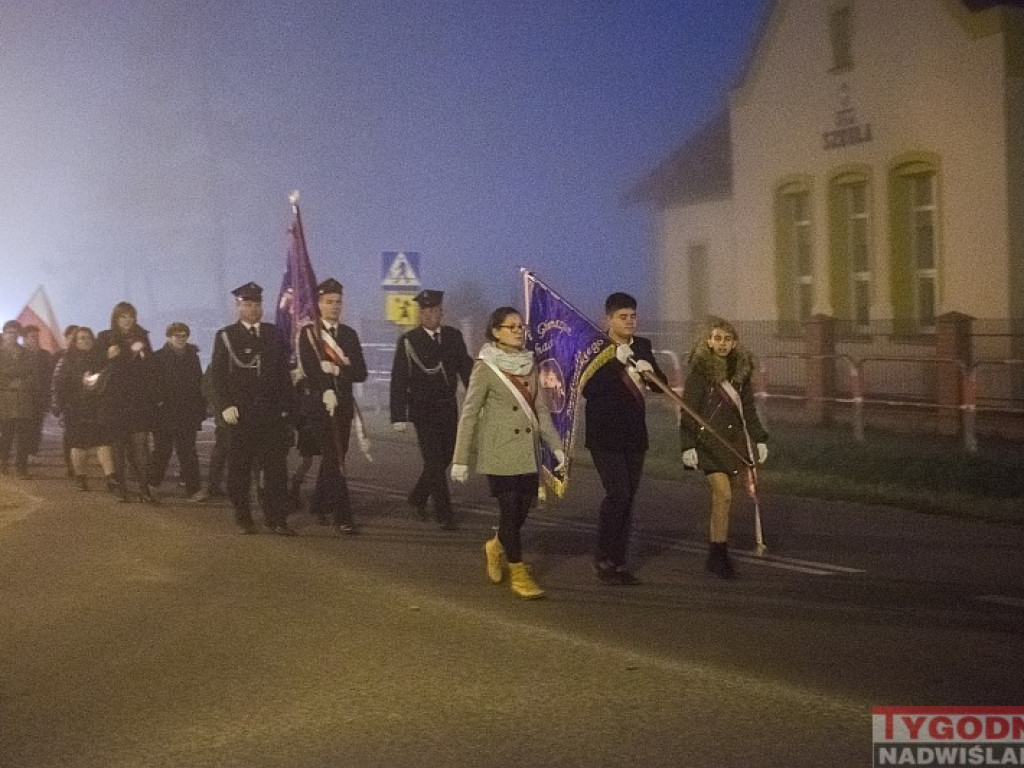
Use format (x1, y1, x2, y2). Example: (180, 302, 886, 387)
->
(977, 595, 1024, 609)
(349, 481, 865, 577)
(0, 482, 44, 531)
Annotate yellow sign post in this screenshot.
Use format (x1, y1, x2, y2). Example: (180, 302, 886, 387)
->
(385, 293, 418, 326)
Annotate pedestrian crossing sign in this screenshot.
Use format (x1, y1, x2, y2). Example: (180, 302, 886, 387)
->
(385, 293, 418, 326)
(381, 251, 421, 289)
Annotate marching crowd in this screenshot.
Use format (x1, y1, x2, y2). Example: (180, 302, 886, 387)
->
(0, 280, 768, 598)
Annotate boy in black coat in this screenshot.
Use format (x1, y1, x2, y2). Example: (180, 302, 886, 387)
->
(582, 292, 666, 585)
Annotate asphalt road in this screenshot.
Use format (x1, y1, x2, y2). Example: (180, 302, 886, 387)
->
(1, 422, 1022, 767)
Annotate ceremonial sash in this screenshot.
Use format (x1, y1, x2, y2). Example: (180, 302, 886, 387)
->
(483, 360, 539, 431)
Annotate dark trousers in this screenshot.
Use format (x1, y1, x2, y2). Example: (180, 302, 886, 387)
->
(590, 449, 646, 567)
(310, 412, 353, 526)
(207, 424, 228, 493)
(0, 417, 32, 474)
(112, 430, 151, 493)
(410, 409, 457, 523)
(149, 426, 201, 494)
(227, 421, 288, 528)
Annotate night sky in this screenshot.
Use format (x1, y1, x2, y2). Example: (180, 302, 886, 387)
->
(1, 0, 769, 347)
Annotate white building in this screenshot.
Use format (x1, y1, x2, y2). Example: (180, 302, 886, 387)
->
(635, 0, 1024, 337)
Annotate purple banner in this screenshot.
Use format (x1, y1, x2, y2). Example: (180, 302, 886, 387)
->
(275, 205, 320, 367)
(523, 270, 614, 496)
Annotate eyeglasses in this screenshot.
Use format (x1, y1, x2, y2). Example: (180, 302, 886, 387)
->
(497, 324, 525, 331)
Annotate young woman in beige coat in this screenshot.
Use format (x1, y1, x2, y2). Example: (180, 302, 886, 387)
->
(451, 307, 566, 599)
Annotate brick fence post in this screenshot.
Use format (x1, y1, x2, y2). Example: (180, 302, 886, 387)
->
(803, 314, 836, 425)
(934, 311, 973, 436)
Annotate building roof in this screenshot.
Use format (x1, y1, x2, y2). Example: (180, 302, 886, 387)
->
(627, 109, 732, 207)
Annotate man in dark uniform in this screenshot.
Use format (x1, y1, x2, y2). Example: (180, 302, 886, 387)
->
(582, 292, 666, 584)
(389, 289, 473, 529)
(210, 282, 296, 535)
(298, 278, 367, 535)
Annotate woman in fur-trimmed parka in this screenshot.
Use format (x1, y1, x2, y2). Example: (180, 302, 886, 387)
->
(679, 317, 768, 578)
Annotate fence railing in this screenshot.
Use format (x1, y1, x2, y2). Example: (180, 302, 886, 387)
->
(756, 353, 1024, 453)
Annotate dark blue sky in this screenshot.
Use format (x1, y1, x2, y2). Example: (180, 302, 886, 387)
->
(1, 0, 768, 340)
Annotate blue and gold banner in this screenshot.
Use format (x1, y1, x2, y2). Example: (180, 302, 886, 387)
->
(523, 270, 614, 497)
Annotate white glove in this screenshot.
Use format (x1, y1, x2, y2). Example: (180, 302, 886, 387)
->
(615, 343, 632, 365)
(553, 449, 567, 473)
(320, 360, 340, 376)
(392, 421, 409, 433)
(222, 406, 239, 425)
(450, 464, 469, 484)
(634, 359, 654, 375)
(682, 448, 698, 469)
(757, 442, 768, 464)
(322, 389, 338, 416)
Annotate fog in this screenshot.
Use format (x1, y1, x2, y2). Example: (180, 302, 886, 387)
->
(1, 0, 766, 354)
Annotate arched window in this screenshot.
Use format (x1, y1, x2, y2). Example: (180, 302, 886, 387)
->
(828, 167, 873, 331)
(774, 177, 815, 330)
(889, 155, 940, 333)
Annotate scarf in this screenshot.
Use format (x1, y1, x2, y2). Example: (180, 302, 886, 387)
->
(477, 342, 534, 376)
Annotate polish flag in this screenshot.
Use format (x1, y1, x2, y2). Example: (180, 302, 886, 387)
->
(15, 285, 64, 353)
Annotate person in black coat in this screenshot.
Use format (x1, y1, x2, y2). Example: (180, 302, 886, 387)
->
(680, 316, 768, 579)
(20, 324, 55, 461)
(211, 282, 296, 535)
(51, 326, 117, 490)
(297, 278, 367, 534)
(148, 322, 207, 500)
(389, 289, 473, 529)
(93, 302, 158, 502)
(582, 292, 666, 585)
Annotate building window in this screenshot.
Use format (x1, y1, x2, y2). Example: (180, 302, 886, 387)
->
(909, 174, 937, 328)
(829, 6, 853, 72)
(687, 244, 708, 322)
(888, 156, 940, 333)
(828, 172, 872, 330)
(774, 181, 815, 329)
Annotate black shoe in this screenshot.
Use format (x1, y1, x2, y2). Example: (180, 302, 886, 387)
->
(334, 523, 360, 535)
(74, 476, 89, 492)
(141, 487, 160, 505)
(705, 542, 736, 579)
(271, 525, 297, 536)
(615, 567, 640, 585)
(238, 524, 257, 535)
(408, 498, 429, 521)
(594, 560, 620, 585)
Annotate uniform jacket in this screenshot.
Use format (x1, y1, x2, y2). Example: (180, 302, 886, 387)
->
(298, 321, 367, 422)
(389, 324, 473, 423)
(453, 356, 563, 476)
(0, 344, 37, 420)
(152, 343, 206, 432)
(679, 342, 768, 475)
(93, 327, 156, 432)
(211, 321, 294, 426)
(582, 335, 666, 453)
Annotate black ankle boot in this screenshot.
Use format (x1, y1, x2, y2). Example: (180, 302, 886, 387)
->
(705, 542, 736, 579)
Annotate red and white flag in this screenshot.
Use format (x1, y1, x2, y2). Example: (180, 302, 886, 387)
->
(16, 285, 64, 353)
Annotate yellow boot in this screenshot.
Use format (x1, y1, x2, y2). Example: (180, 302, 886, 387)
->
(484, 534, 505, 584)
(508, 562, 545, 599)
